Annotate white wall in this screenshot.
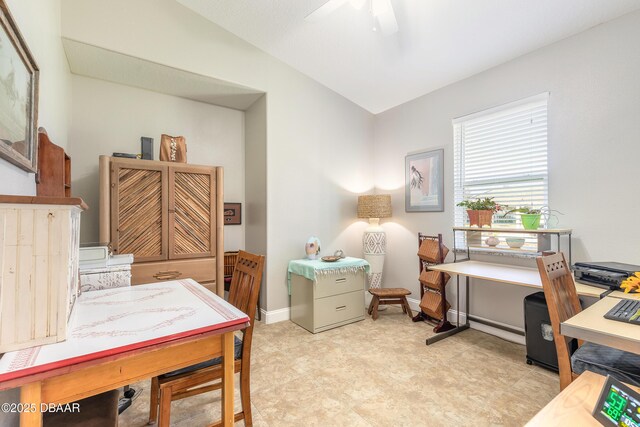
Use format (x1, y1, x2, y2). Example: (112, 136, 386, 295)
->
(61, 0, 375, 313)
(0, 0, 71, 195)
(69, 75, 245, 249)
(245, 95, 268, 308)
(374, 10, 640, 330)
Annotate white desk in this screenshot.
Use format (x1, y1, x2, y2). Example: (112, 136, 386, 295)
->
(561, 297, 640, 354)
(430, 261, 604, 297)
(0, 279, 249, 426)
(427, 261, 605, 345)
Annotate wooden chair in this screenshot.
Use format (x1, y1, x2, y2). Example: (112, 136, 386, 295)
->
(148, 250, 265, 427)
(537, 253, 640, 391)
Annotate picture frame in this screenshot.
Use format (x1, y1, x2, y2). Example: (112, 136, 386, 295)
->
(223, 202, 241, 225)
(405, 148, 444, 212)
(0, 0, 39, 172)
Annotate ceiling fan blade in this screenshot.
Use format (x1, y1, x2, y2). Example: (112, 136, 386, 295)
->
(305, 0, 349, 22)
(373, 0, 398, 36)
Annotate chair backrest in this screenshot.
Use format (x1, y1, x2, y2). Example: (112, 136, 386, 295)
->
(228, 250, 265, 362)
(536, 252, 582, 390)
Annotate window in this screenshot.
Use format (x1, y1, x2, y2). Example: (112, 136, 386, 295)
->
(453, 93, 549, 248)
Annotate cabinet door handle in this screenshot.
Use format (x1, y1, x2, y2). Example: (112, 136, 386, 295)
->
(335, 305, 346, 311)
(335, 278, 347, 283)
(154, 270, 181, 280)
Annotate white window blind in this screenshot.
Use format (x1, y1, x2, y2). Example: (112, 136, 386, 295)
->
(453, 93, 549, 248)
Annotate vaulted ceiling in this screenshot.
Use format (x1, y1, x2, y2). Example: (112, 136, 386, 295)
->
(177, 0, 640, 114)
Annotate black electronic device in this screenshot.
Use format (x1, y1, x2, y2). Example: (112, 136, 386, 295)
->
(141, 137, 153, 160)
(573, 262, 640, 290)
(592, 375, 640, 426)
(112, 152, 138, 159)
(604, 298, 640, 325)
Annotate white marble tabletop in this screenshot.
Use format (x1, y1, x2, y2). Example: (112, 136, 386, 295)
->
(0, 279, 248, 385)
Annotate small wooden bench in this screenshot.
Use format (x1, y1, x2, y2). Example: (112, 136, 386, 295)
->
(367, 288, 413, 320)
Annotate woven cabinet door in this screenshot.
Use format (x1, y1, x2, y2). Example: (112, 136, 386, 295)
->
(168, 165, 216, 259)
(111, 161, 169, 262)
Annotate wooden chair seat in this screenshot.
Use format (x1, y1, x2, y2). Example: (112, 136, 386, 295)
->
(367, 288, 413, 320)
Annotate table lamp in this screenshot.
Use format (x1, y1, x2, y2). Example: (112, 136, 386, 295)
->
(357, 195, 392, 298)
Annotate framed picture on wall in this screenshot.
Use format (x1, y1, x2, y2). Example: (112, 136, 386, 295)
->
(405, 148, 444, 212)
(0, 0, 39, 172)
(224, 202, 241, 225)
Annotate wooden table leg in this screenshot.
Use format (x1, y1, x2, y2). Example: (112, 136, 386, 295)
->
(20, 382, 42, 427)
(221, 332, 234, 426)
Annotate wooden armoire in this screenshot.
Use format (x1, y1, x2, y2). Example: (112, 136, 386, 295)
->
(99, 156, 224, 296)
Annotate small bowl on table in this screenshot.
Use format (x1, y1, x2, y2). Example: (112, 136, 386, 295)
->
(505, 237, 525, 249)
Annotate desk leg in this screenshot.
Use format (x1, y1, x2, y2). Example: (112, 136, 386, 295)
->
(466, 275, 470, 325)
(221, 332, 234, 426)
(425, 275, 470, 345)
(20, 382, 42, 427)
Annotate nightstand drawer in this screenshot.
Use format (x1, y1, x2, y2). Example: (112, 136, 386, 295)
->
(314, 290, 364, 328)
(315, 272, 364, 298)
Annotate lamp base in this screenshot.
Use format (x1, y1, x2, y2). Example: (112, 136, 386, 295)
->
(363, 225, 386, 310)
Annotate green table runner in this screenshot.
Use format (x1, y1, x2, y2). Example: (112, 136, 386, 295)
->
(287, 257, 370, 294)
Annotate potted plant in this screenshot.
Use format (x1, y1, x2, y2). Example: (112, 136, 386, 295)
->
(502, 206, 564, 230)
(457, 197, 501, 227)
(502, 207, 543, 230)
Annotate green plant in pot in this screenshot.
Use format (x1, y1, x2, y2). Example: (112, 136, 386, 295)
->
(501, 207, 542, 230)
(501, 207, 564, 230)
(457, 197, 501, 227)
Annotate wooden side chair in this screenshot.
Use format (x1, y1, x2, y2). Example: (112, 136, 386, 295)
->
(537, 253, 640, 391)
(148, 250, 265, 427)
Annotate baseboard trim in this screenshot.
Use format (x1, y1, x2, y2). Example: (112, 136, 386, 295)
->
(407, 297, 525, 345)
(468, 316, 525, 345)
(262, 307, 290, 324)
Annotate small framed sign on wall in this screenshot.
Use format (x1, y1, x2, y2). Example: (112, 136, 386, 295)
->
(223, 203, 241, 225)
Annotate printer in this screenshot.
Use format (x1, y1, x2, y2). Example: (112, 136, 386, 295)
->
(573, 261, 640, 290)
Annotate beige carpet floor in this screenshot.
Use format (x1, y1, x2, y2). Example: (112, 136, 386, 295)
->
(119, 308, 559, 426)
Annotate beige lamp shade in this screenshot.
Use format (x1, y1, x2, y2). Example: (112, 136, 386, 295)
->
(357, 195, 392, 219)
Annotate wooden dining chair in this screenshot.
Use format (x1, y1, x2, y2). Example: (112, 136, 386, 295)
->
(537, 253, 640, 391)
(148, 250, 265, 427)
